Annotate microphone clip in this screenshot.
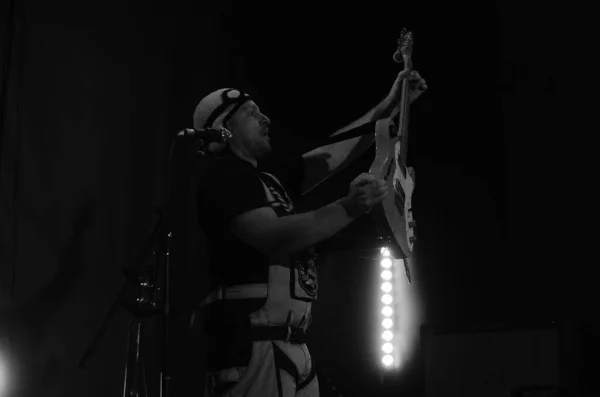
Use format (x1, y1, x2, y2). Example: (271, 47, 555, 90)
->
(176, 127, 233, 157)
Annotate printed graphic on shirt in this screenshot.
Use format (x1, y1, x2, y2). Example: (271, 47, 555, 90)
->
(259, 172, 319, 301)
(291, 256, 318, 301)
(260, 172, 294, 216)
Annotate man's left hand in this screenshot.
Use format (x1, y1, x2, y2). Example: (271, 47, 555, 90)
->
(388, 69, 428, 105)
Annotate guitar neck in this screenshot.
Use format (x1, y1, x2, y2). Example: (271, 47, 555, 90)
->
(397, 70, 411, 163)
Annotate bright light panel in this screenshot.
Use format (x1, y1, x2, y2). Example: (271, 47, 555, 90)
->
(381, 282, 392, 293)
(382, 355, 394, 366)
(381, 318, 393, 329)
(380, 258, 392, 269)
(381, 306, 393, 317)
(382, 330, 394, 341)
(381, 294, 393, 305)
(380, 270, 392, 281)
(0, 351, 7, 397)
(382, 342, 394, 354)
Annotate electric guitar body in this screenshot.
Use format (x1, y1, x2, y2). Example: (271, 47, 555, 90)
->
(369, 111, 416, 260)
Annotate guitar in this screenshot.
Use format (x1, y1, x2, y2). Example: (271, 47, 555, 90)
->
(298, 29, 417, 276)
(369, 28, 416, 264)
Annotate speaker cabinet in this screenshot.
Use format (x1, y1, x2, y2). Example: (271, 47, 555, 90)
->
(421, 322, 560, 397)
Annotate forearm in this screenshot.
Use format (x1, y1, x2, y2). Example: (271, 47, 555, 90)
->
(366, 94, 397, 122)
(372, 94, 398, 120)
(274, 198, 358, 255)
(334, 95, 396, 135)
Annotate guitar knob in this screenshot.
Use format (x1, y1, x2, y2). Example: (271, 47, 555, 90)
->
(408, 221, 416, 228)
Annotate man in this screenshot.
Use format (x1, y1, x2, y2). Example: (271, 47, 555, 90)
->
(194, 69, 427, 397)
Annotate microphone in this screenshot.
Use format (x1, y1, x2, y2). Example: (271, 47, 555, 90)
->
(176, 127, 233, 144)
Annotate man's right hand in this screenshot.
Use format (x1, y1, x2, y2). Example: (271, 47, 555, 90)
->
(339, 173, 388, 219)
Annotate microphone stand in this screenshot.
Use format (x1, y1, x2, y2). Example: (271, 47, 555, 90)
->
(76, 131, 215, 397)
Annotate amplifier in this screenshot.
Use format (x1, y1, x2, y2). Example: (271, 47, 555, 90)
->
(420, 322, 560, 397)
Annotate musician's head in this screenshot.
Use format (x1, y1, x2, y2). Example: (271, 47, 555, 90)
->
(193, 88, 271, 166)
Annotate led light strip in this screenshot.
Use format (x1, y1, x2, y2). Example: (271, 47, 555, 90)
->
(379, 247, 395, 368)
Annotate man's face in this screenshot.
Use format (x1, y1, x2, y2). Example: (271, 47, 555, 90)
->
(227, 100, 271, 159)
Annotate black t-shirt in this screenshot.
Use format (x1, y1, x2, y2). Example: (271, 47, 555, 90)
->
(196, 151, 304, 289)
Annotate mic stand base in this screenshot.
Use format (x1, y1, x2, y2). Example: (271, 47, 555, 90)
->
(123, 318, 149, 397)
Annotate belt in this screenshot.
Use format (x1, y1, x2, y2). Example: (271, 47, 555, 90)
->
(249, 325, 307, 343)
(195, 285, 308, 344)
(191, 284, 268, 329)
(217, 325, 308, 344)
(199, 283, 268, 307)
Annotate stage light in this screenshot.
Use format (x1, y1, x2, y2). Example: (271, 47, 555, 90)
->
(380, 282, 392, 293)
(382, 330, 393, 342)
(381, 306, 393, 317)
(0, 350, 8, 397)
(380, 270, 392, 281)
(382, 318, 393, 329)
(380, 257, 392, 269)
(382, 355, 394, 366)
(382, 342, 394, 354)
(375, 246, 421, 373)
(381, 294, 393, 305)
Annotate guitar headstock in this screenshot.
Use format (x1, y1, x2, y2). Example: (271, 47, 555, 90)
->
(394, 28, 414, 68)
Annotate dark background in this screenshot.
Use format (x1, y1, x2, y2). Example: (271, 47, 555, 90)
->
(1, 0, 597, 396)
